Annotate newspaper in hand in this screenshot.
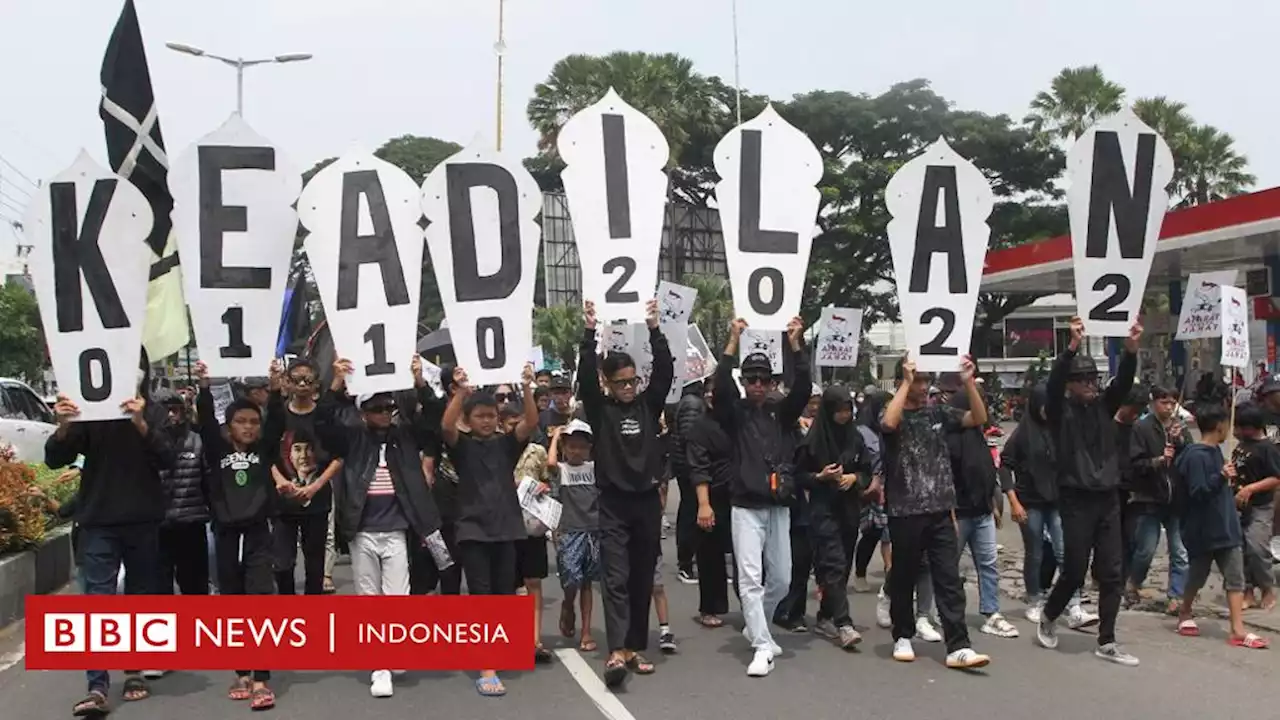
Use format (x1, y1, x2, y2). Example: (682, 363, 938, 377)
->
(423, 529, 454, 571)
(517, 476, 562, 536)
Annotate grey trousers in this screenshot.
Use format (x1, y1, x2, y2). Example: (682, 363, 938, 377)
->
(1242, 501, 1275, 592)
(351, 531, 410, 597)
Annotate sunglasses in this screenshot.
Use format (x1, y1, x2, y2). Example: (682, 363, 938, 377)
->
(610, 377, 640, 389)
(742, 375, 771, 386)
(495, 393, 515, 402)
(363, 404, 396, 415)
(290, 376, 315, 386)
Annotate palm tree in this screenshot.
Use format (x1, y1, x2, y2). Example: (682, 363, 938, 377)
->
(533, 304, 584, 370)
(1132, 96, 1194, 196)
(682, 274, 733, 353)
(1026, 66, 1126, 141)
(1176, 124, 1256, 207)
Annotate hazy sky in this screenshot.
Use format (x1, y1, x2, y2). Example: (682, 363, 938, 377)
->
(2, 0, 1278, 246)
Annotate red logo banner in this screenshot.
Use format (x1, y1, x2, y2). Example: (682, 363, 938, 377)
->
(25, 595, 534, 671)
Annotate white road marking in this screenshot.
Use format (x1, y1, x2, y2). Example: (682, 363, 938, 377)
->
(554, 648, 638, 720)
(0, 642, 25, 674)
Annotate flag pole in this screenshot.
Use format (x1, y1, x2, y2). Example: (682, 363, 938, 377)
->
(495, 0, 507, 151)
(731, 0, 742, 126)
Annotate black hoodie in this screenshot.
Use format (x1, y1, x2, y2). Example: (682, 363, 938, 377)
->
(1045, 346, 1137, 492)
(1001, 384, 1058, 506)
(946, 392, 999, 516)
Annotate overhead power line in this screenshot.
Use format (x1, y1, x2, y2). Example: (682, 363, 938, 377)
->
(0, 154, 39, 188)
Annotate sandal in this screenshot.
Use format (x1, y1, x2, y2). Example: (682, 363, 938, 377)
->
(625, 653, 655, 675)
(121, 676, 150, 702)
(1176, 619, 1200, 637)
(72, 690, 109, 717)
(603, 657, 628, 688)
(1229, 633, 1270, 649)
(476, 675, 506, 697)
(698, 614, 724, 628)
(250, 687, 276, 711)
(228, 677, 253, 701)
(579, 637, 598, 652)
(534, 645, 555, 664)
(322, 577, 336, 594)
(560, 603, 576, 637)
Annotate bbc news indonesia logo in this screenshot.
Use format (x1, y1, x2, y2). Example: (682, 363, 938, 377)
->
(26, 595, 534, 671)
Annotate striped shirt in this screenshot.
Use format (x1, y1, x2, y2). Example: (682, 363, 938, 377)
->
(359, 444, 408, 532)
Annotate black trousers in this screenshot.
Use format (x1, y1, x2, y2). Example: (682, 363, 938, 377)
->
(695, 484, 737, 615)
(888, 512, 970, 653)
(810, 504, 859, 626)
(774, 524, 814, 624)
(459, 540, 516, 597)
(157, 522, 209, 595)
(1119, 493, 1140, 585)
(411, 521, 462, 595)
(675, 474, 699, 572)
(1045, 488, 1123, 646)
(272, 513, 328, 595)
(214, 521, 274, 681)
(599, 487, 662, 653)
(854, 526, 880, 577)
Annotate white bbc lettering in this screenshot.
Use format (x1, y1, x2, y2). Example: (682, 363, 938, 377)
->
(45, 613, 178, 653)
(45, 613, 86, 652)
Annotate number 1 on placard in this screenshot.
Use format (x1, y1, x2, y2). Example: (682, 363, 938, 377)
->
(363, 323, 395, 376)
(220, 307, 252, 359)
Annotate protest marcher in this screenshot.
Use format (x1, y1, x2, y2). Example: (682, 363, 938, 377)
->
(152, 388, 211, 596)
(880, 355, 991, 669)
(1126, 385, 1191, 613)
(1178, 404, 1269, 648)
(194, 361, 283, 710)
(713, 316, 811, 677)
(47, 354, 174, 717)
(1229, 403, 1280, 611)
(510, 407, 555, 665)
(578, 298, 674, 687)
(410, 364, 463, 597)
(1115, 386, 1148, 595)
(320, 356, 445, 698)
(669, 381, 708, 585)
(689, 381, 738, 628)
(549, 420, 601, 652)
(1037, 317, 1143, 667)
(774, 400, 813, 634)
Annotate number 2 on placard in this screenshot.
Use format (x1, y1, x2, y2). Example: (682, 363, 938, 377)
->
(602, 257, 639, 303)
(919, 308, 958, 356)
(363, 323, 395, 376)
(1089, 274, 1130, 322)
(219, 307, 252, 359)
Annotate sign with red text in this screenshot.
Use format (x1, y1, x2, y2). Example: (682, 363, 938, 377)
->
(816, 306, 863, 368)
(25, 595, 533, 671)
(1175, 270, 1238, 340)
(1221, 285, 1249, 368)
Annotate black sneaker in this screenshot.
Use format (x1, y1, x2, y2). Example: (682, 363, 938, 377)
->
(775, 617, 807, 633)
(677, 567, 699, 585)
(659, 631, 678, 654)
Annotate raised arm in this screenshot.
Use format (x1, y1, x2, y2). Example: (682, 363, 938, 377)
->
(778, 317, 812, 427)
(642, 299, 676, 416)
(577, 301, 605, 416)
(880, 357, 914, 433)
(515, 363, 539, 444)
(44, 394, 85, 469)
(712, 319, 746, 425)
(1104, 322, 1142, 415)
(958, 356, 988, 429)
(441, 367, 471, 447)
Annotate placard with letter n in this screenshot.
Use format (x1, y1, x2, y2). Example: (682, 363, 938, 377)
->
(559, 89, 669, 324)
(422, 141, 542, 387)
(1067, 108, 1174, 337)
(714, 105, 822, 331)
(24, 151, 153, 421)
(299, 150, 422, 396)
(170, 114, 301, 378)
(886, 139, 993, 373)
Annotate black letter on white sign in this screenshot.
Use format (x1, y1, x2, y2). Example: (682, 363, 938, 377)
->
(739, 130, 799, 254)
(476, 317, 507, 370)
(219, 306, 251, 358)
(446, 164, 522, 302)
(919, 308, 958, 356)
(363, 323, 395, 376)
(748, 267, 784, 315)
(199, 146, 274, 290)
(1086, 132, 1155, 260)
(50, 180, 129, 332)
(1088, 273, 1131, 322)
(602, 114, 631, 239)
(336, 170, 410, 311)
(908, 166, 966, 294)
(78, 348, 112, 402)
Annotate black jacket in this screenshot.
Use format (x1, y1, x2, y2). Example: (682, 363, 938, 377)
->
(318, 387, 442, 544)
(711, 345, 812, 508)
(161, 429, 210, 525)
(1128, 413, 1193, 506)
(687, 413, 733, 490)
(1177, 443, 1241, 554)
(1045, 347, 1137, 492)
(1001, 385, 1057, 506)
(946, 393, 999, 516)
(667, 383, 706, 480)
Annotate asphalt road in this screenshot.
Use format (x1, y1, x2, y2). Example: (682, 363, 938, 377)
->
(1, 486, 1275, 720)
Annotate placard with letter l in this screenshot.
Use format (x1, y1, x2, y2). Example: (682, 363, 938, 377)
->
(24, 151, 153, 421)
(1220, 285, 1250, 368)
(1067, 108, 1174, 337)
(422, 141, 542, 386)
(559, 89, 669, 324)
(170, 114, 301, 378)
(714, 105, 822, 330)
(885, 139, 993, 373)
(299, 150, 423, 396)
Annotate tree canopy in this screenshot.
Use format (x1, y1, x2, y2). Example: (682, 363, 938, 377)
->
(0, 282, 45, 383)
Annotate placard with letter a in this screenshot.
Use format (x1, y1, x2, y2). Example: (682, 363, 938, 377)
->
(885, 139, 993, 373)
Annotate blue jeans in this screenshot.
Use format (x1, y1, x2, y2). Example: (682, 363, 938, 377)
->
(78, 523, 160, 693)
(956, 513, 1000, 615)
(1020, 506, 1080, 609)
(1129, 506, 1187, 598)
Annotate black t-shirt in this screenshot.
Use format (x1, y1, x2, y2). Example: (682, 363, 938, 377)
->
(276, 405, 333, 516)
(451, 433, 527, 543)
(1232, 437, 1280, 508)
(880, 405, 964, 517)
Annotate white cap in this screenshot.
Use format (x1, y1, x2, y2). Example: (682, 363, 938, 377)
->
(563, 418, 593, 438)
(811, 383, 822, 397)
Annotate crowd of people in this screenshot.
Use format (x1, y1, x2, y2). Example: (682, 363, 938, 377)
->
(42, 306, 1277, 717)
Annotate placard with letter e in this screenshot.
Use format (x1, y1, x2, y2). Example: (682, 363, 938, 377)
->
(559, 89, 669, 324)
(422, 141, 542, 386)
(885, 139, 993, 372)
(170, 115, 301, 377)
(1067, 108, 1174, 337)
(299, 150, 422, 396)
(24, 151, 153, 421)
(714, 106, 822, 330)
(1221, 285, 1250, 368)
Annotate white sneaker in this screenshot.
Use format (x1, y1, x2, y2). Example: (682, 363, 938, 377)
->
(1067, 605, 1100, 630)
(876, 589, 892, 628)
(746, 649, 774, 677)
(892, 638, 916, 662)
(946, 647, 991, 669)
(141, 670, 166, 680)
(742, 628, 782, 656)
(1036, 615, 1059, 649)
(980, 613, 1019, 638)
(1025, 601, 1043, 624)
(915, 616, 942, 643)
(1094, 642, 1139, 667)
(370, 669, 393, 698)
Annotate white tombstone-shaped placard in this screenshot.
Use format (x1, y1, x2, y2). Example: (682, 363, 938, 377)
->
(714, 105, 823, 330)
(885, 138, 994, 373)
(299, 149, 422, 396)
(422, 140, 542, 386)
(24, 151, 153, 421)
(1067, 108, 1175, 337)
(170, 115, 301, 378)
(559, 89, 670, 324)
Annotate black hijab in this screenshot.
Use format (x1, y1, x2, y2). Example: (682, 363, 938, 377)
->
(799, 386, 860, 471)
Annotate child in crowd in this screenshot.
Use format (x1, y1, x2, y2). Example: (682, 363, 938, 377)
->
(1174, 404, 1269, 649)
(509, 404, 555, 664)
(654, 473, 677, 653)
(550, 420, 600, 653)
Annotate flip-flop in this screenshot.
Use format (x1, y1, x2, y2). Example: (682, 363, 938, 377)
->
(625, 653, 655, 675)
(121, 676, 150, 702)
(560, 603, 576, 637)
(1177, 619, 1200, 637)
(603, 657, 628, 688)
(476, 676, 506, 697)
(1229, 633, 1270, 649)
(250, 687, 275, 711)
(72, 690, 109, 717)
(534, 646, 555, 664)
(697, 615, 724, 628)
(579, 638, 598, 652)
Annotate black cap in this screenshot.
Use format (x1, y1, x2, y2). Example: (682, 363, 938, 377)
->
(241, 377, 270, 390)
(549, 373, 572, 391)
(1067, 354, 1099, 378)
(741, 353, 772, 375)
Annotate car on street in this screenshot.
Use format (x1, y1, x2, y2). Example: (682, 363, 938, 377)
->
(0, 377, 55, 462)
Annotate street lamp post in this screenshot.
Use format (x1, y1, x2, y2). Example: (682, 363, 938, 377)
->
(165, 42, 312, 116)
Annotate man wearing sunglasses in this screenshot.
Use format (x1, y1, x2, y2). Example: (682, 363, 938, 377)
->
(712, 315, 811, 678)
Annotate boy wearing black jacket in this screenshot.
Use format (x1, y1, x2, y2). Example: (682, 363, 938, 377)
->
(578, 298, 673, 688)
(1037, 316, 1142, 667)
(712, 317, 810, 678)
(194, 361, 284, 711)
(1126, 385, 1191, 612)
